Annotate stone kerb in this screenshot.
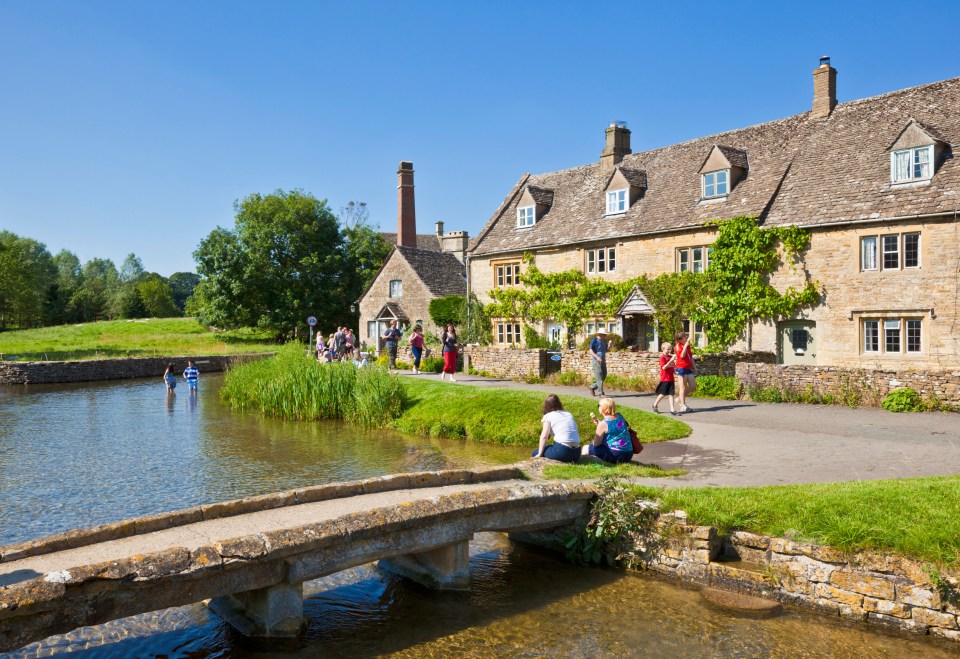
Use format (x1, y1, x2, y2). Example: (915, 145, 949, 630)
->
(736, 362, 960, 407)
(0, 466, 524, 564)
(0, 353, 275, 386)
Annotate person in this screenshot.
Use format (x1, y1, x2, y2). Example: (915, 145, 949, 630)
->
(316, 333, 326, 361)
(382, 321, 403, 369)
(321, 348, 334, 363)
(408, 325, 425, 374)
(353, 351, 369, 368)
(674, 331, 698, 413)
(587, 330, 608, 397)
(582, 397, 634, 464)
(344, 328, 355, 358)
(163, 363, 177, 393)
(183, 360, 200, 392)
(440, 323, 458, 382)
(532, 394, 581, 463)
(653, 342, 679, 415)
(333, 327, 346, 361)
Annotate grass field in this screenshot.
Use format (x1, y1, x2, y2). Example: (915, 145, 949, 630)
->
(634, 475, 960, 566)
(541, 462, 686, 480)
(0, 318, 278, 361)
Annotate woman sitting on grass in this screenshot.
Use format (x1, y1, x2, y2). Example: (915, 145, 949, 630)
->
(583, 397, 634, 464)
(532, 394, 581, 463)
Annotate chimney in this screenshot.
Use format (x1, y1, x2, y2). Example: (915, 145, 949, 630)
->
(812, 56, 837, 118)
(397, 161, 416, 247)
(435, 220, 444, 236)
(600, 122, 631, 172)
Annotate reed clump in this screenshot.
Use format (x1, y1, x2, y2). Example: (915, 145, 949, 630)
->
(220, 344, 405, 426)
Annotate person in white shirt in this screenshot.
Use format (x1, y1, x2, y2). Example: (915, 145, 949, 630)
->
(532, 394, 581, 463)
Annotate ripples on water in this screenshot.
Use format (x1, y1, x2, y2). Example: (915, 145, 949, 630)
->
(1, 377, 954, 657)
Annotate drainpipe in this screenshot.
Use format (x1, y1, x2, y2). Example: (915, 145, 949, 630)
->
(464, 253, 471, 375)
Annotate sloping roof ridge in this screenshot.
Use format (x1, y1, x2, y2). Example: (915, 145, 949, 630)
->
(468, 173, 530, 253)
(831, 75, 960, 112)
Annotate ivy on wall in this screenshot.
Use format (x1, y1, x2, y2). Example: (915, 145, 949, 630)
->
(485, 216, 821, 351)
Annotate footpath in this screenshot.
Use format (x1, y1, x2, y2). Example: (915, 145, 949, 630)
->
(403, 372, 960, 488)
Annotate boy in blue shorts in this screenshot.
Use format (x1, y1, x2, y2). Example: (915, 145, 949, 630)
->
(183, 361, 200, 391)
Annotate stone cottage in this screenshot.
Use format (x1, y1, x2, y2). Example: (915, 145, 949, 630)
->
(468, 58, 960, 370)
(357, 162, 468, 353)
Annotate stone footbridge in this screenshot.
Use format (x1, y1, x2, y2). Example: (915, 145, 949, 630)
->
(0, 467, 594, 652)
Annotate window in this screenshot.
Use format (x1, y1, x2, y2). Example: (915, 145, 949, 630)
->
(891, 145, 933, 183)
(496, 262, 521, 287)
(585, 320, 620, 336)
(682, 319, 706, 348)
(863, 318, 922, 354)
(388, 279, 402, 298)
(586, 247, 616, 274)
(861, 233, 920, 271)
(702, 170, 729, 198)
(517, 205, 535, 228)
(496, 322, 521, 345)
(367, 321, 377, 339)
(606, 189, 627, 214)
(676, 246, 712, 273)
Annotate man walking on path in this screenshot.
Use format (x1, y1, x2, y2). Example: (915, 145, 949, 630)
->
(381, 320, 402, 370)
(588, 330, 607, 397)
(183, 360, 200, 392)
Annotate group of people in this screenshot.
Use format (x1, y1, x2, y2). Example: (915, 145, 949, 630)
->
(381, 320, 460, 381)
(162, 360, 199, 394)
(533, 394, 636, 465)
(316, 326, 357, 363)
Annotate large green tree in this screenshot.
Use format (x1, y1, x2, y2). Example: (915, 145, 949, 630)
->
(0, 231, 56, 329)
(168, 272, 201, 312)
(339, 201, 392, 305)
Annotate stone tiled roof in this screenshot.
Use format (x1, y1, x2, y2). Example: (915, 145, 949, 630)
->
(617, 167, 648, 189)
(715, 145, 749, 169)
(470, 76, 960, 256)
(376, 302, 409, 322)
(396, 246, 466, 297)
(381, 233, 442, 251)
(527, 186, 554, 206)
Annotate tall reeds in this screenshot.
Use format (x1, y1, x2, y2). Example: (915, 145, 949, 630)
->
(220, 344, 405, 426)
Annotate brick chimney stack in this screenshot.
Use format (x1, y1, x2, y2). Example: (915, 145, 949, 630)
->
(600, 123, 631, 172)
(397, 161, 416, 248)
(812, 56, 837, 118)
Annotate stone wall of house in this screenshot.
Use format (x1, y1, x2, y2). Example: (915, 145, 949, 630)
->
(561, 350, 776, 380)
(0, 353, 273, 386)
(736, 362, 960, 406)
(358, 254, 439, 352)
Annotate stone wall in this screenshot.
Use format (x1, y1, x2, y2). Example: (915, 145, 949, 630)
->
(464, 346, 549, 379)
(736, 362, 960, 406)
(561, 350, 776, 380)
(0, 353, 273, 386)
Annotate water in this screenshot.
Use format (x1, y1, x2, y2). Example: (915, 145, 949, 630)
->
(0, 377, 953, 657)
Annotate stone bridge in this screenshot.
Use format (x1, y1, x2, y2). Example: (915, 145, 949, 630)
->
(0, 467, 594, 652)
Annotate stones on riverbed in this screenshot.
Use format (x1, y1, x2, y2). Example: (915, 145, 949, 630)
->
(700, 586, 782, 616)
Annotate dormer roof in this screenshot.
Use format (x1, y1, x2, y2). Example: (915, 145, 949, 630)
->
(525, 185, 555, 206)
(615, 167, 648, 189)
(699, 144, 749, 173)
(887, 118, 948, 151)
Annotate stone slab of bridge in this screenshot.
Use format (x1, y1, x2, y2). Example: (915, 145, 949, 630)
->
(0, 467, 595, 652)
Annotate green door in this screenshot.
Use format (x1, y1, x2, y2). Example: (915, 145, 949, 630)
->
(779, 321, 817, 365)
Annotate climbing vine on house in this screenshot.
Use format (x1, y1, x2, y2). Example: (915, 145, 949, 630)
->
(486, 216, 820, 350)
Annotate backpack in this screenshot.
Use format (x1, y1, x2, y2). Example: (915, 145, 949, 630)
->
(629, 427, 643, 454)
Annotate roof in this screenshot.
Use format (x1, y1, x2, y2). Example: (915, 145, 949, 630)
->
(380, 233, 442, 251)
(616, 286, 655, 316)
(470, 76, 960, 256)
(395, 245, 466, 297)
(527, 186, 555, 206)
(375, 302, 409, 322)
(715, 144, 749, 169)
(617, 167, 648, 189)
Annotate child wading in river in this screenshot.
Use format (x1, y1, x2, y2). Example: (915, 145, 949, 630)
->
(653, 342, 678, 415)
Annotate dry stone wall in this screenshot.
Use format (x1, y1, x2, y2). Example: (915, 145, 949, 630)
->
(561, 350, 776, 380)
(0, 353, 273, 386)
(736, 362, 960, 406)
(465, 347, 548, 379)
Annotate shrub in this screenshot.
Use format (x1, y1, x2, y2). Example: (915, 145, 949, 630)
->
(420, 356, 445, 373)
(578, 333, 627, 352)
(428, 295, 463, 328)
(604, 373, 657, 392)
(882, 388, 926, 413)
(691, 375, 740, 400)
(546, 371, 587, 387)
(523, 326, 558, 350)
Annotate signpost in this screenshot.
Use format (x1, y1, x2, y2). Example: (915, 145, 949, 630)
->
(306, 315, 318, 356)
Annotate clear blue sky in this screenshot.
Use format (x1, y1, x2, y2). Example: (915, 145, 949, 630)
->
(2, 1, 958, 276)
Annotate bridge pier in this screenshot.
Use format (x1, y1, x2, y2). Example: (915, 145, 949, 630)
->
(208, 582, 305, 638)
(378, 539, 471, 590)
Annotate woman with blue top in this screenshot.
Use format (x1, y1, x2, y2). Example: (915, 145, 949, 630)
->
(163, 363, 176, 393)
(532, 394, 580, 463)
(582, 397, 634, 464)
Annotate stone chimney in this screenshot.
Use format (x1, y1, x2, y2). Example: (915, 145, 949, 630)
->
(397, 161, 416, 247)
(812, 56, 837, 118)
(435, 220, 444, 236)
(600, 123, 631, 172)
(439, 230, 469, 263)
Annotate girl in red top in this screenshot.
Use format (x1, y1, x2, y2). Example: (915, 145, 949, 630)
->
(674, 331, 698, 413)
(653, 342, 678, 415)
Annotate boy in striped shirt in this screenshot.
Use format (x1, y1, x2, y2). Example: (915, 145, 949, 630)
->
(183, 361, 200, 391)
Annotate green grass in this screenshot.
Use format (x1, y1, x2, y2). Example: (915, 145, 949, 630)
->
(0, 318, 278, 361)
(541, 462, 686, 480)
(394, 379, 690, 447)
(633, 475, 960, 566)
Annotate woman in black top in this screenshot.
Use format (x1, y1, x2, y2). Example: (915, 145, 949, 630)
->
(440, 323, 458, 382)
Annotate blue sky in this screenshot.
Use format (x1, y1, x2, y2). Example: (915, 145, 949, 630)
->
(2, 1, 959, 276)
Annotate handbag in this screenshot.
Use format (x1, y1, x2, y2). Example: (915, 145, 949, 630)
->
(628, 427, 643, 454)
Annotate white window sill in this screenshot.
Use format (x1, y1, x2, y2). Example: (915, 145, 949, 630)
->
(604, 212, 627, 218)
(698, 196, 728, 205)
(889, 179, 932, 189)
(515, 225, 535, 230)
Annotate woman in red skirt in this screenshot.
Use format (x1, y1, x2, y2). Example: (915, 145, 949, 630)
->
(440, 323, 459, 382)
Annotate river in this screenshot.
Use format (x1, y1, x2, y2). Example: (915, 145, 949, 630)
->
(0, 376, 952, 657)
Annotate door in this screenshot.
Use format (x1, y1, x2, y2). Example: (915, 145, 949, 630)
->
(546, 323, 563, 347)
(779, 321, 817, 365)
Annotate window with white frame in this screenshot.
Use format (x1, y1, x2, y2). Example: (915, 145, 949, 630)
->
(676, 246, 713, 273)
(495, 262, 521, 287)
(388, 279, 402, 298)
(862, 317, 922, 354)
(702, 170, 729, 198)
(496, 322, 521, 345)
(682, 319, 706, 347)
(585, 320, 620, 336)
(860, 232, 920, 271)
(891, 145, 933, 183)
(517, 205, 535, 228)
(586, 247, 616, 274)
(606, 189, 628, 215)
(367, 321, 377, 339)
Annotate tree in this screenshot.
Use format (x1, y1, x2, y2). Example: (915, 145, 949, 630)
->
(118, 253, 145, 283)
(192, 189, 348, 336)
(168, 272, 201, 312)
(0, 231, 56, 329)
(73, 258, 118, 321)
(338, 202, 392, 304)
(138, 275, 179, 317)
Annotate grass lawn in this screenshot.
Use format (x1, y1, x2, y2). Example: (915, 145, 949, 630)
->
(0, 318, 278, 361)
(634, 475, 960, 566)
(393, 378, 690, 447)
(541, 462, 686, 480)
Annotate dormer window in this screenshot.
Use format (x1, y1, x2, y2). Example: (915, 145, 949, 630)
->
(702, 170, 729, 198)
(606, 189, 627, 215)
(891, 145, 933, 183)
(698, 145, 746, 201)
(517, 205, 535, 228)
